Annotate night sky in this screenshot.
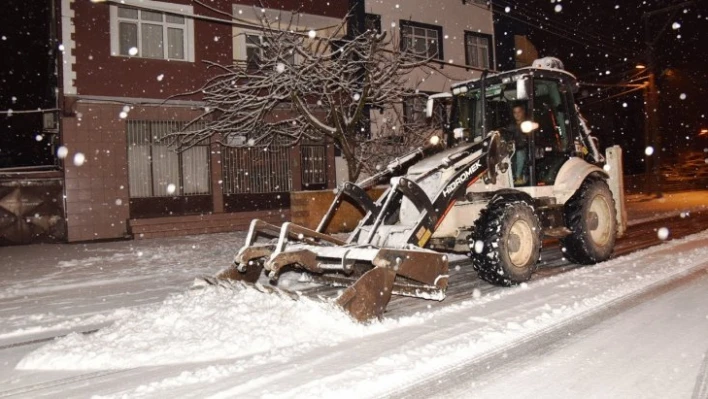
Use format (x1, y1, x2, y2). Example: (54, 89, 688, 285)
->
(1, 0, 706, 171)
(0, 0, 55, 168)
(495, 0, 708, 173)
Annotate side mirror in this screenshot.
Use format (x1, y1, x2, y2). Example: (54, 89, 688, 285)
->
(516, 77, 531, 100)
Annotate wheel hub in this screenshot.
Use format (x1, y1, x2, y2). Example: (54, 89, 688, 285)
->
(587, 211, 599, 231)
(508, 219, 534, 267)
(588, 194, 612, 246)
(508, 233, 521, 252)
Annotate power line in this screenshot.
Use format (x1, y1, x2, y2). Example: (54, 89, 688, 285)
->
(0, 108, 59, 115)
(486, 0, 638, 58)
(496, 11, 630, 59)
(582, 85, 646, 106)
(493, 0, 637, 54)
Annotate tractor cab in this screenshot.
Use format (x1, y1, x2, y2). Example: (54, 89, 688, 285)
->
(428, 61, 593, 188)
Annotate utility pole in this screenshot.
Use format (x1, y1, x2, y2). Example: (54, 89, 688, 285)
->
(643, 14, 661, 197)
(641, 0, 694, 198)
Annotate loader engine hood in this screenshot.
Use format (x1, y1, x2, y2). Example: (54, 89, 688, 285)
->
(407, 141, 482, 175)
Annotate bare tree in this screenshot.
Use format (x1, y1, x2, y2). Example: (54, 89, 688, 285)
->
(168, 12, 439, 182)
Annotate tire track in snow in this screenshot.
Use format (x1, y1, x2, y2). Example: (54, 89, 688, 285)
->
(693, 347, 708, 399)
(393, 259, 708, 398)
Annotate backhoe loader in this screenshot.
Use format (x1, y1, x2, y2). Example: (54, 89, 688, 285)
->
(198, 57, 627, 322)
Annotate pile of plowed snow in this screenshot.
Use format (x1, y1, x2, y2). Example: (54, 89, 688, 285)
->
(16, 284, 399, 370)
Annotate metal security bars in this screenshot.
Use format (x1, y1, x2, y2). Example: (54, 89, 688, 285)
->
(301, 144, 327, 188)
(127, 120, 209, 198)
(222, 146, 292, 194)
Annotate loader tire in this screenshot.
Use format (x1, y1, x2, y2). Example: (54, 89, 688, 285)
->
(560, 177, 617, 264)
(470, 200, 541, 286)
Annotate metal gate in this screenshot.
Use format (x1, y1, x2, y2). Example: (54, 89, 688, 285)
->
(0, 171, 66, 245)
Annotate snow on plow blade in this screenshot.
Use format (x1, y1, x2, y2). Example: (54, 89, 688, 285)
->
(197, 219, 449, 322)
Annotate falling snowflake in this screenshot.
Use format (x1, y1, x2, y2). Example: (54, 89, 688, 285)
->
(73, 152, 86, 166)
(679, 93, 686, 100)
(554, 4, 562, 12)
(128, 47, 138, 56)
(308, 30, 317, 39)
(166, 184, 176, 194)
(645, 146, 654, 156)
(57, 146, 69, 159)
(657, 227, 669, 240)
(672, 22, 681, 30)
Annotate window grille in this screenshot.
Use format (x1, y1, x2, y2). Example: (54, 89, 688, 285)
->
(127, 120, 209, 198)
(222, 146, 292, 194)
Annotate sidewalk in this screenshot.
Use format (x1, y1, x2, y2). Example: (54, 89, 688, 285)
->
(625, 190, 708, 226)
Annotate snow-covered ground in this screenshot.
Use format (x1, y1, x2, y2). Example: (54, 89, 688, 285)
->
(0, 191, 707, 398)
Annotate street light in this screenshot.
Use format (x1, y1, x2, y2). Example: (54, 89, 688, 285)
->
(635, 64, 647, 70)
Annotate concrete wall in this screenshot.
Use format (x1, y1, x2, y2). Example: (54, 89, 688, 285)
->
(366, 0, 494, 93)
(332, 1, 496, 184)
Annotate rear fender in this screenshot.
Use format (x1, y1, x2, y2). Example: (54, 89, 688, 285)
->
(553, 158, 608, 204)
(489, 189, 534, 206)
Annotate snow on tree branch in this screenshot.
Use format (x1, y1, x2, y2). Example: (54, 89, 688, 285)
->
(167, 10, 442, 182)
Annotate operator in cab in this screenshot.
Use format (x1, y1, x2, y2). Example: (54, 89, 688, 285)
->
(503, 103, 529, 186)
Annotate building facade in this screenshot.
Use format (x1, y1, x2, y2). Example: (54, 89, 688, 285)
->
(1, 0, 495, 244)
(333, 0, 495, 183)
(55, 0, 347, 241)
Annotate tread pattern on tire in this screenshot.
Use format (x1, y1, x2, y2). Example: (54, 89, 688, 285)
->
(470, 199, 541, 286)
(560, 176, 617, 265)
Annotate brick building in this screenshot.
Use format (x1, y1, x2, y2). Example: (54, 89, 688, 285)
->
(55, 0, 349, 241)
(1, 0, 495, 244)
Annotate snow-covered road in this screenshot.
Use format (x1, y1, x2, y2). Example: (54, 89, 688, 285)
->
(0, 191, 706, 398)
(446, 268, 708, 399)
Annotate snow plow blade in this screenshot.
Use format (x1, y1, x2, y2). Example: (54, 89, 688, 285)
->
(197, 219, 449, 322)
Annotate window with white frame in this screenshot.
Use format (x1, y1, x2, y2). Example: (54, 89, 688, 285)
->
(464, 32, 492, 69)
(127, 120, 210, 198)
(110, 1, 195, 61)
(241, 31, 295, 69)
(400, 21, 443, 60)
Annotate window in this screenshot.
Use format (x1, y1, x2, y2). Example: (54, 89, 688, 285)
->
(127, 121, 210, 198)
(222, 146, 292, 194)
(301, 143, 327, 189)
(464, 32, 492, 69)
(110, 1, 194, 61)
(400, 21, 443, 60)
(403, 96, 428, 128)
(364, 13, 382, 34)
(245, 33, 263, 70)
(241, 32, 295, 69)
(532, 79, 571, 152)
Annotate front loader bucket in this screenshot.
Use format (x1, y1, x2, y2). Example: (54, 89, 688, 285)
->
(215, 263, 263, 283)
(197, 217, 449, 322)
(335, 267, 397, 322)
